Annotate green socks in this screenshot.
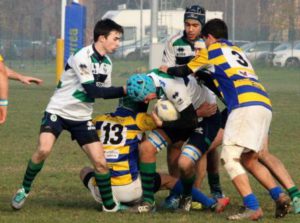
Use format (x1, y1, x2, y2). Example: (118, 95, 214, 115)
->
(140, 162, 156, 204)
(94, 172, 116, 210)
(22, 159, 44, 193)
(288, 186, 300, 200)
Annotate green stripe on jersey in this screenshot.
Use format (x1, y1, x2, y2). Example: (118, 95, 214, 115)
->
(72, 90, 95, 103)
(148, 68, 174, 79)
(173, 38, 189, 47)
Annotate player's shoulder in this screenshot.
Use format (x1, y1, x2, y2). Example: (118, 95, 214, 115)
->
(166, 31, 184, 45)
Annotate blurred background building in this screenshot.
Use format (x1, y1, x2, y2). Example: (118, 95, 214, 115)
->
(0, 0, 300, 68)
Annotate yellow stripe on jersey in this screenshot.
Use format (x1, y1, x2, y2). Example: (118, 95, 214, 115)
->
(225, 67, 256, 78)
(136, 113, 156, 131)
(238, 92, 272, 106)
(209, 55, 227, 67)
(187, 48, 209, 72)
(0, 54, 3, 62)
(208, 42, 222, 51)
(111, 174, 132, 186)
(104, 145, 130, 154)
(110, 161, 130, 171)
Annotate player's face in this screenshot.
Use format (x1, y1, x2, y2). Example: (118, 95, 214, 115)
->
(102, 31, 122, 54)
(184, 19, 202, 41)
(144, 93, 157, 104)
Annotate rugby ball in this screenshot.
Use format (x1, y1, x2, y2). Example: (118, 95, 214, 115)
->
(154, 99, 180, 121)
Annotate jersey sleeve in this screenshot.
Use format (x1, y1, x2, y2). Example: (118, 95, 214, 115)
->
(70, 52, 95, 84)
(187, 48, 209, 72)
(136, 113, 157, 131)
(161, 38, 176, 67)
(0, 54, 3, 62)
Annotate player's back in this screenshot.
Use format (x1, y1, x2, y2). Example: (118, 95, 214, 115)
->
(93, 107, 155, 186)
(206, 39, 271, 112)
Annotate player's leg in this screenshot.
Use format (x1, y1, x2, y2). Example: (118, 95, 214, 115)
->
(167, 141, 184, 178)
(129, 129, 171, 213)
(258, 137, 300, 214)
(80, 166, 102, 203)
(241, 150, 290, 218)
(206, 128, 224, 198)
(72, 120, 119, 212)
(11, 112, 61, 210)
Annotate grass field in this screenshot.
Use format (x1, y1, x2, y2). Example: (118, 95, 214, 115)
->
(0, 60, 299, 222)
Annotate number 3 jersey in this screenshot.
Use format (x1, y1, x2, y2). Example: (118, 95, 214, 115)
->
(92, 107, 156, 186)
(187, 39, 272, 112)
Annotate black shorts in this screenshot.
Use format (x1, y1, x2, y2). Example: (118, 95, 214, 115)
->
(163, 111, 221, 153)
(40, 112, 99, 147)
(186, 111, 221, 154)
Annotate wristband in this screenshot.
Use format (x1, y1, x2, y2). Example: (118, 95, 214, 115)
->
(0, 99, 8, 106)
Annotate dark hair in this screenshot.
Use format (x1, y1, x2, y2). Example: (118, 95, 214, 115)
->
(201, 19, 228, 40)
(93, 19, 124, 42)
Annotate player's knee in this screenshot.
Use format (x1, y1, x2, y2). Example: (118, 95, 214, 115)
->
(147, 130, 168, 153)
(241, 152, 259, 171)
(35, 146, 52, 161)
(220, 145, 245, 179)
(178, 154, 195, 174)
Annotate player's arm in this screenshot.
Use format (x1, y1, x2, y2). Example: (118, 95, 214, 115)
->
(72, 56, 126, 99)
(6, 66, 43, 85)
(152, 103, 198, 130)
(161, 48, 209, 78)
(82, 83, 126, 99)
(0, 58, 8, 124)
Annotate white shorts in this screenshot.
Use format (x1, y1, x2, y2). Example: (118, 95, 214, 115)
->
(223, 106, 272, 152)
(89, 176, 142, 204)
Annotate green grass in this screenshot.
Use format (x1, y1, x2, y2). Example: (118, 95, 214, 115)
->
(0, 60, 299, 222)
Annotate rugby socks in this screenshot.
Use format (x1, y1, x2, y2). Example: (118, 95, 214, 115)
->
(208, 173, 223, 196)
(22, 159, 44, 193)
(171, 180, 216, 207)
(94, 172, 116, 210)
(269, 186, 283, 201)
(243, 193, 260, 210)
(181, 175, 196, 197)
(287, 186, 300, 199)
(140, 162, 156, 204)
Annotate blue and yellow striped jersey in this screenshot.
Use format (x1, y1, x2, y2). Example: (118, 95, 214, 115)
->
(188, 39, 271, 112)
(92, 107, 156, 186)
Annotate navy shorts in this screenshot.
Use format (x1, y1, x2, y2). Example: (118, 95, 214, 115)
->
(40, 112, 99, 147)
(186, 111, 221, 154)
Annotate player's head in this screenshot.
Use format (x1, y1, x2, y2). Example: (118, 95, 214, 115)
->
(126, 73, 156, 103)
(93, 19, 124, 53)
(118, 96, 146, 113)
(201, 19, 228, 47)
(184, 5, 205, 41)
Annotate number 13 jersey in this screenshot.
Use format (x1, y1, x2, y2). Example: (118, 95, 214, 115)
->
(188, 39, 272, 112)
(92, 107, 156, 186)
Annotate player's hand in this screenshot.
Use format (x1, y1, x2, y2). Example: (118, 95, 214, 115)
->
(159, 65, 168, 73)
(20, 76, 43, 85)
(196, 102, 217, 117)
(151, 110, 163, 127)
(0, 106, 7, 124)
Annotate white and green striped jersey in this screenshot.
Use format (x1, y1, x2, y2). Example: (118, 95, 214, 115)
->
(147, 69, 216, 112)
(46, 44, 112, 121)
(162, 31, 199, 67)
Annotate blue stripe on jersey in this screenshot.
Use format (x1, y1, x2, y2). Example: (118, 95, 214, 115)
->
(218, 62, 231, 71)
(208, 48, 223, 59)
(125, 124, 140, 130)
(236, 85, 269, 98)
(110, 170, 130, 177)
